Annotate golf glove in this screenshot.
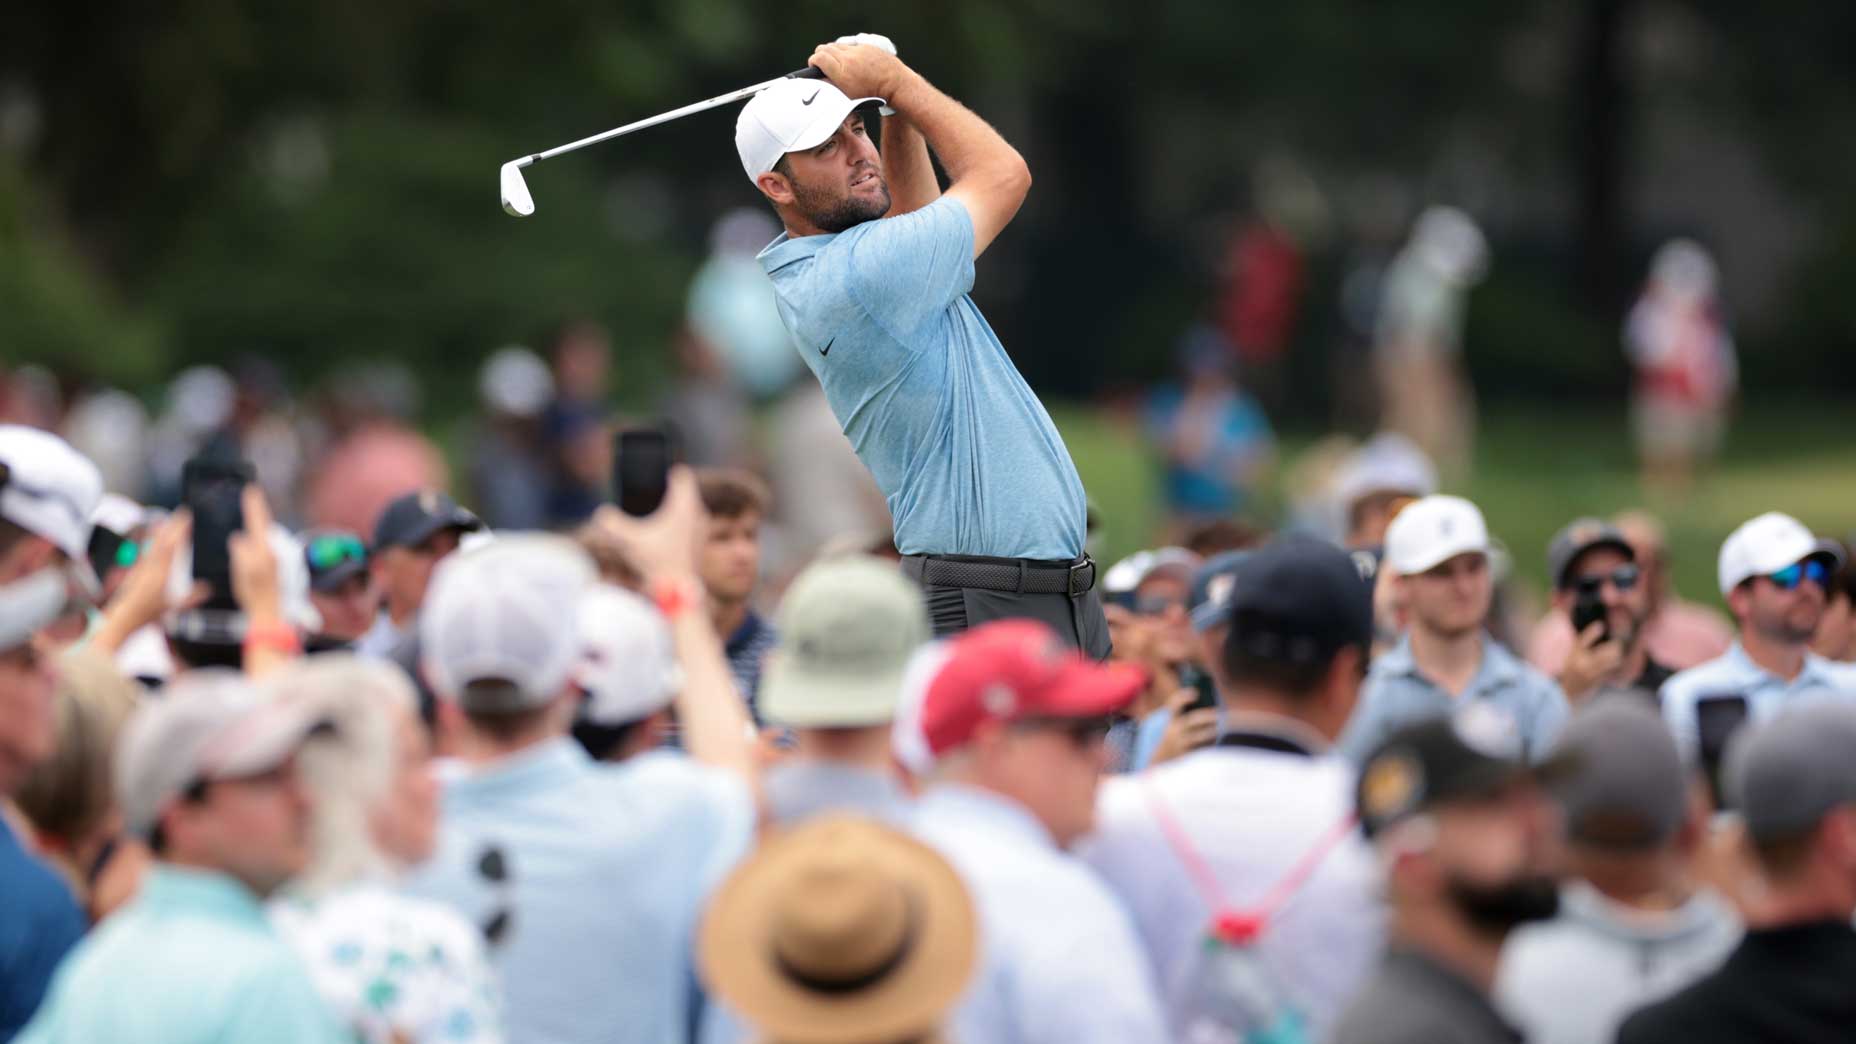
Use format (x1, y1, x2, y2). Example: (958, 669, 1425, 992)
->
(835, 33, 897, 55)
(836, 33, 898, 114)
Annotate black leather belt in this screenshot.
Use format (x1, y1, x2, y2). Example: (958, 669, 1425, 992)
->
(900, 554, 1097, 597)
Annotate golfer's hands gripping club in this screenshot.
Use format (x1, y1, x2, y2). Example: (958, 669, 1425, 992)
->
(809, 41, 911, 105)
(834, 34, 900, 115)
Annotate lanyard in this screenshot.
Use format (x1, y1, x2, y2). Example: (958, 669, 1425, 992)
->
(1142, 773, 1358, 945)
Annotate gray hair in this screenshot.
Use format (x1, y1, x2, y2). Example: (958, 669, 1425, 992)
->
(260, 655, 417, 896)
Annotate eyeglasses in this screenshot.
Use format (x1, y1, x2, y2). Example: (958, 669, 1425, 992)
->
(306, 534, 368, 572)
(1573, 564, 1639, 595)
(1014, 714, 1117, 750)
(1767, 560, 1830, 591)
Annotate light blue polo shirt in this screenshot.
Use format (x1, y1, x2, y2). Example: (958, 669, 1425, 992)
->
(1658, 642, 1856, 761)
(758, 196, 1087, 560)
(18, 866, 345, 1044)
(403, 740, 753, 1044)
(1339, 635, 1571, 764)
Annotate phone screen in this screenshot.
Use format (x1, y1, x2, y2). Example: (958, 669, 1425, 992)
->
(612, 428, 676, 517)
(182, 456, 254, 610)
(1571, 587, 1610, 643)
(1695, 693, 1750, 807)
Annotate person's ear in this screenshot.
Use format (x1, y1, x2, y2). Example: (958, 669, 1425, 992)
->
(1320, 646, 1364, 731)
(1725, 582, 1753, 622)
(755, 170, 796, 206)
(1824, 806, 1856, 873)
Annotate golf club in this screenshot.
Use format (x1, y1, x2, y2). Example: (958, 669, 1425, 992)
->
(500, 66, 825, 217)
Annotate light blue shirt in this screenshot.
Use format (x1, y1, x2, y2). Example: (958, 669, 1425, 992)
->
(1658, 642, 1856, 761)
(758, 196, 1087, 559)
(18, 865, 346, 1044)
(912, 784, 1169, 1044)
(403, 741, 754, 1044)
(1339, 635, 1571, 763)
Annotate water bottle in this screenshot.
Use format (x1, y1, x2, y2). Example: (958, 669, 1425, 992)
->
(1172, 912, 1310, 1044)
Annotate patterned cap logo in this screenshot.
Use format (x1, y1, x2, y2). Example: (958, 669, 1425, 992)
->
(1362, 750, 1423, 823)
(419, 489, 442, 515)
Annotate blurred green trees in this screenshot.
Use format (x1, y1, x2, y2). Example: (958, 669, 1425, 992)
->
(3, 0, 1852, 417)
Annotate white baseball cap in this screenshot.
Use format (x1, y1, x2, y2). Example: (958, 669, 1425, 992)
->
(420, 534, 595, 713)
(0, 424, 104, 589)
(115, 670, 325, 838)
(1331, 431, 1439, 513)
(1717, 512, 1841, 596)
(735, 78, 884, 182)
(574, 584, 681, 727)
(1384, 494, 1491, 575)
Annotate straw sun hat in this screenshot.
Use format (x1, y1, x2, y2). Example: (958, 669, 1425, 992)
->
(699, 815, 977, 1044)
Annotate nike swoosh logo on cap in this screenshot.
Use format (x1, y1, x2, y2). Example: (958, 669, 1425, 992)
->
(820, 337, 834, 357)
(802, 90, 821, 105)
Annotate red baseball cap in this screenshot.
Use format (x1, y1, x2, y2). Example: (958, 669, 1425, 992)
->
(919, 620, 1146, 757)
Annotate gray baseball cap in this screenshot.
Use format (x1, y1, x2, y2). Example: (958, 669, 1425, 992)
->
(759, 556, 929, 728)
(1548, 694, 1686, 849)
(1546, 518, 1635, 591)
(1725, 701, 1856, 844)
(115, 670, 325, 838)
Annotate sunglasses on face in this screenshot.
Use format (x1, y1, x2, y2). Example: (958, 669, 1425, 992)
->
(1573, 564, 1640, 595)
(306, 534, 368, 572)
(1767, 559, 1830, 591)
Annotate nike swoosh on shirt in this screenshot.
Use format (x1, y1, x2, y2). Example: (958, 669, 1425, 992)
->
(803, 90, 821, 105)
(819, 337, 834, 357)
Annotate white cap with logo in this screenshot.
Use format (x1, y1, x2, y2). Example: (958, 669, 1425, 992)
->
(735, 78, 885, 182)
(0, 424, 104, 589)
(1384, 494, 1491, 575)
(575, 584, 681, 727)
(1717, 511, 1839, 596)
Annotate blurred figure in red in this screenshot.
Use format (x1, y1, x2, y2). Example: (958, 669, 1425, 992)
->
(1625, 240, 1737, 499)
(1213, 157, 1324, 413)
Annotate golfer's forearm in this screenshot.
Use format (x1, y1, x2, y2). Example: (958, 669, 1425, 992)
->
(880, 113, 940, 216)
(888, 72, 1029, 206)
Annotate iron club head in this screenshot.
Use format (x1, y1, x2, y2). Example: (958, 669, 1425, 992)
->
(500, 159, 535, 217)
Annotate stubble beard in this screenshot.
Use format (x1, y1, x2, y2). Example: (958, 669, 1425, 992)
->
(793, 174, 892, 233)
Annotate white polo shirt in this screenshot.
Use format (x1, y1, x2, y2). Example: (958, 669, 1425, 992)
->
(912, 784, 1168, 1044)
(1079, 718, 1385, 1043)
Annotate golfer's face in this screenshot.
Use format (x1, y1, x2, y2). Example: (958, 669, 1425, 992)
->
(788, 114, 886, 208)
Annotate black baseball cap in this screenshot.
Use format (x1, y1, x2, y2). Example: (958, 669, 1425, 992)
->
(1546, 518, 1635, 591)
(372, 490, 483, 552)
(1357, 717, 1578, 839)
(302, 530, 370, 593)
(1223, 538, 1373, 667)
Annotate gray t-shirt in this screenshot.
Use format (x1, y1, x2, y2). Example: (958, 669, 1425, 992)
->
(756, 196, 1086, 559)
(1332, 948, 1521, 1044)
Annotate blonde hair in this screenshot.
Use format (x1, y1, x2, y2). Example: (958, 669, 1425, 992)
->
(260, 655, 417, 896)
(15, 648, 139, 846)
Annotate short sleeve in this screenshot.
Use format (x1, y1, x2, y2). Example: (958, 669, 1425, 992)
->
(844, 197, 977, 338)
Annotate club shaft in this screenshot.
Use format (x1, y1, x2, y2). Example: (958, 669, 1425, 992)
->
(524, 72, 798, 167)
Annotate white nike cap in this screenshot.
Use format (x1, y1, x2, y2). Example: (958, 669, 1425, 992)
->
(1717, 511, 1841, 596)
(0, 424, 104, 592)
(735, 78, 884, 182)
(1384, 494, 1491, 575)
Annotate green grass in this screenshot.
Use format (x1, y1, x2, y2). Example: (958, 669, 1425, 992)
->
(1052, 398, 1856, 610)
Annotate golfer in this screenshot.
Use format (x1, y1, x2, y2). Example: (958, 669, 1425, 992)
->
(735, 36, 1107, 656)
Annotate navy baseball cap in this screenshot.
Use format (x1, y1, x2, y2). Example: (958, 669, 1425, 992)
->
(372, 490, 483, 552)
(303, 530, 370, 592)
(1223, 538, 1373, 667)
(1188, 550, 1252, 633)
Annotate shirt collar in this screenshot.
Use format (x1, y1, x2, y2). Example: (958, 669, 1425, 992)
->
(1381, 634, 1520, 695)
(726, 609, 767, 653)
(446, 736, 592, 799)
(1723, 641, 1840, 688)
(922, 783, 1057, 851)
(757, 230, 833, 275)
(141, 864, 269, 924)
(1213, 709, 1333, 757)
